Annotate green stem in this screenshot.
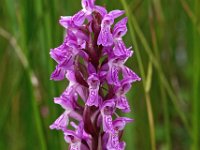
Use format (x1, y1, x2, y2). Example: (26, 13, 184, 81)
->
(148, 4, 171, 148)
(0, 27, 47, 150)
(119, 1, 156, 150)
(127, 6, 191, 137)
(192, 0, 200, 149)
(161, 85, 171, 150)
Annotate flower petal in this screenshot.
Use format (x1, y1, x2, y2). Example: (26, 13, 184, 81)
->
(113, 40, 133, 58)
(82, 0, 95, 13)
(113, 117, 133, 131)
(95, 5, 107, 17)
(102, 115, 113, 132)
(50, 49, 66, 64)
(70, 143, 81, 150)
(50, 66, 66, 81)
(101, 100, 115, 132)
(73, 10, 86, 26)
(86, 74, 100, 106)
(101, 99, 115, 110)
(50, 111, 69, 131)
(59, 16, 73, 29)
(107, 65, 120, 86)
(107, 131, 120, 149)
(109, 10, 125, 19)
(97, 10, 124, 46)
(116, 96, 130, 113)
(87, 74, 100, 88)
(97, 26, 113, 46)
(58, 50, 74, 70)
(122, 66, 141, 83)
(113, 17, 128, 39)
(86, 88, 99, 107)
(87, 63, 96, 74)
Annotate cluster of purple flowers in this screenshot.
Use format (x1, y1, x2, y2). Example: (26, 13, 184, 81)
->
(49, 0, 141, 149)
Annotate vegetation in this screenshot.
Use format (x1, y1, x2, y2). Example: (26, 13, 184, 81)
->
(0, 0, 199, 149)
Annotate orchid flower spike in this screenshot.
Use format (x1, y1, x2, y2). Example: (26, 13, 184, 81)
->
(49, 0, 141, 149)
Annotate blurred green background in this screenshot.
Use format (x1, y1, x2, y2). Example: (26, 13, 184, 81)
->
(0, 0, 200, 149)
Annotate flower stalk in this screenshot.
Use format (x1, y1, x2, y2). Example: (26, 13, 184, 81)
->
(49, 0, 141, 149)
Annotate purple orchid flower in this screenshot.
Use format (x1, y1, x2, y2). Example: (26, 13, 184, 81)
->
(64, 121, 91, 150)
(86, 73, 100, 107)
(106, 117, 133, 150)
(49, 0, 141, 149)
(97, 10, 124, 46)
(100, 99, 115, 133)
